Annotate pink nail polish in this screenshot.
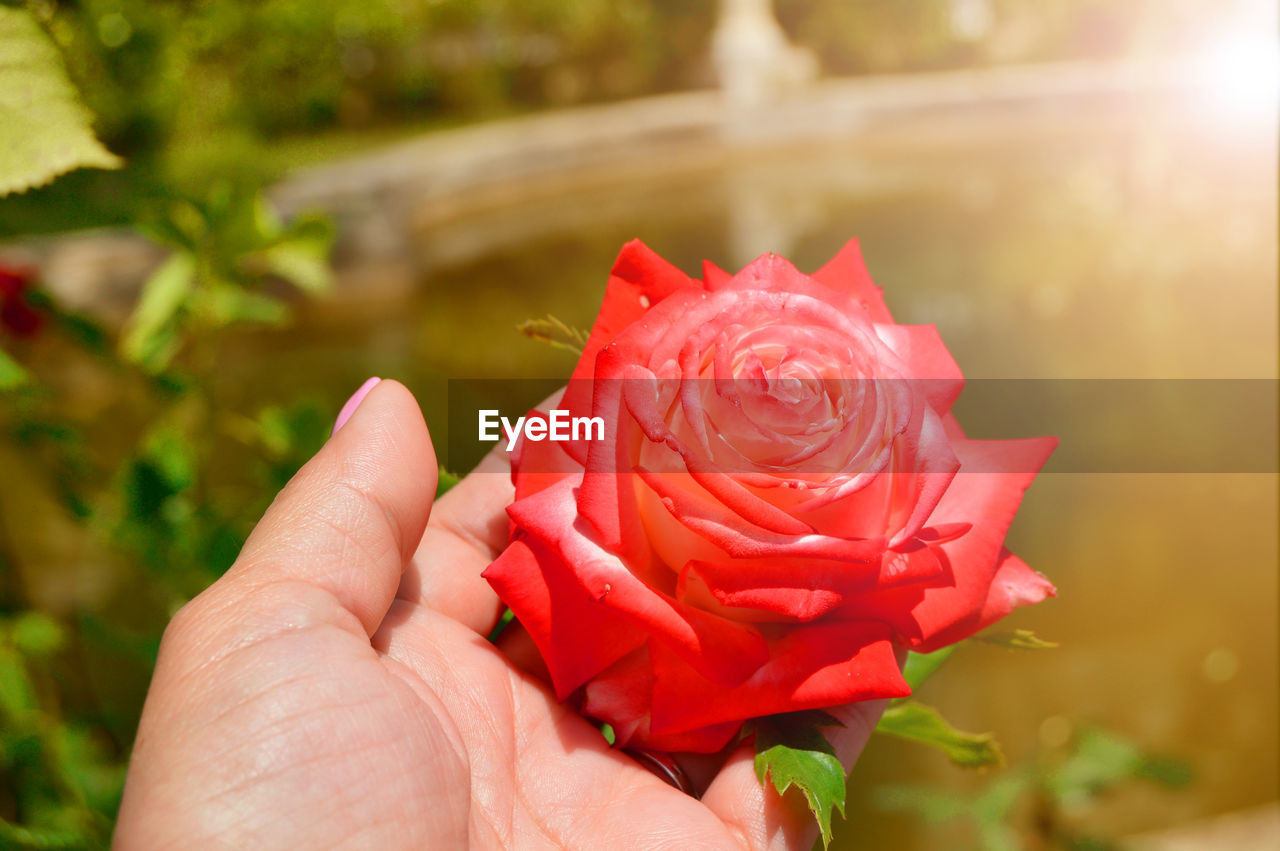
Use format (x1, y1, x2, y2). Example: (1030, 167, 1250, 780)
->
(332, 377, 381, 435)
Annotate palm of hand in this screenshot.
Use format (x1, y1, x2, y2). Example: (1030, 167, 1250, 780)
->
(116, 383, 881, 849)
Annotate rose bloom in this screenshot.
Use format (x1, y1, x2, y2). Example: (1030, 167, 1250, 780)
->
(483, 240, 1056, 753)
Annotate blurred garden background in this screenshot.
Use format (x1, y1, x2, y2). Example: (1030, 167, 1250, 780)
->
(1, 0, 1276, 848)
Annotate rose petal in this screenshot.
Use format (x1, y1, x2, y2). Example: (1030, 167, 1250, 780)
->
(679, 538, 946, 623)
(581, 646, 743, 753)
(637, 469, 886, 562)
(812, 238, 895, 323)
(701, 259, 733, 289)
(511, 409, 590, 501)
(647, 621, 909, 735)
(510, 477, 772, 686)
(914, 549, 1057, 653)
(482, 538, 647, 699)
(837, 432, 1057, 645)
(884, 403, 961, 547)
(560, 239, 700, 418)
(873, 323, 965, 414)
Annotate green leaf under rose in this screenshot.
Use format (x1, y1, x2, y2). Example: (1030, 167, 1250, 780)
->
(750, 710, 848, 849)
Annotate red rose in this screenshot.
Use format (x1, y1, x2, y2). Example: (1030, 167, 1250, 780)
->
(483, 240, 1056, 753)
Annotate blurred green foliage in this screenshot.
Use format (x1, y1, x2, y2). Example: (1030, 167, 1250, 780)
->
(1, 263, 336, 843)
(1, 0, 1221, 235)
(875, 724, 1192, 850)
(1, 252, 338, 845)
(0, 15, 338, 833)
(0, 612, 121, 848)
(122, 187, 334, 373)
(0, 0, 716, 234)
(864, 638, 1191, 849)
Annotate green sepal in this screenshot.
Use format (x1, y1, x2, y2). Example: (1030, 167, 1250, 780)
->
(517, 315, 590, 354)
(973, 628, 1059, 650)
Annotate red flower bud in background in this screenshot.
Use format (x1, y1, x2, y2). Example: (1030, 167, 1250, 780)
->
(0, 263, 46, 338)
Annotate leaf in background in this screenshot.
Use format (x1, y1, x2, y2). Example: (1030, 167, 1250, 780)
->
(1136, 754, 1194, 788)
(902, 645, 958, 690)
(54, 725, 127, 819)
(260, 242, 332, 295)
(0, 817, 90, 850)
(11, 614, 63, 657)
(0, 644, 39, 719)
(0, 348, 31, 390)
(260, 214, 335, 296)
(118, 456, 179, 528)
(143, 200, 208, 252)
(0, 8, 121, 197)
(245, 398, 329, 492)
(875, 773, 1030, 851)
(876, 701, 1004, 768)
(968, 774, 1031, 851)
(141, 426, 197, 492)
(436, 467, 461, 498)
(517, 315, 590, 354)
(255, 406, 294, 458)
(121, 253, 196, 373)
(76, 613, 160, 667)
(974, 628, 1059, 650)
(1044, 725, 1192, 810)
(873, 783, 969, 826)
(22, 289, 110, 354)
(199, 284, 289, 327)
(752, 710, 847, 848)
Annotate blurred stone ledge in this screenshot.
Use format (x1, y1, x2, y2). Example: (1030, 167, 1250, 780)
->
(5, 59, 1188, 324)
(1123, 802, 1279, 850)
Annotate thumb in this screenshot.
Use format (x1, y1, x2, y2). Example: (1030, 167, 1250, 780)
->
(216, 378, 438, 636)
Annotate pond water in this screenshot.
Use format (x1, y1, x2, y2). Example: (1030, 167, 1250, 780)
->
(32, 84, 1280, 846)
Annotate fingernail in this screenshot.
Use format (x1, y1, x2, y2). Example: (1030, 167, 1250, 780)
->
(332, 377, 381, 436)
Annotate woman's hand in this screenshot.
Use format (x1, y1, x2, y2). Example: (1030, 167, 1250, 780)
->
(115, 379, 886, 849)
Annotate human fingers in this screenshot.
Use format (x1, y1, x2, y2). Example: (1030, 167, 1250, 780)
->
(202, 378, 438, 639)
(397, 446, 512, 634)
(398, 386, 565, 634)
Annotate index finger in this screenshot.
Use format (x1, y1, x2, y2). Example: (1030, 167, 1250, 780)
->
(398, 388, 567, 635)
(396, 445, 513, 634)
